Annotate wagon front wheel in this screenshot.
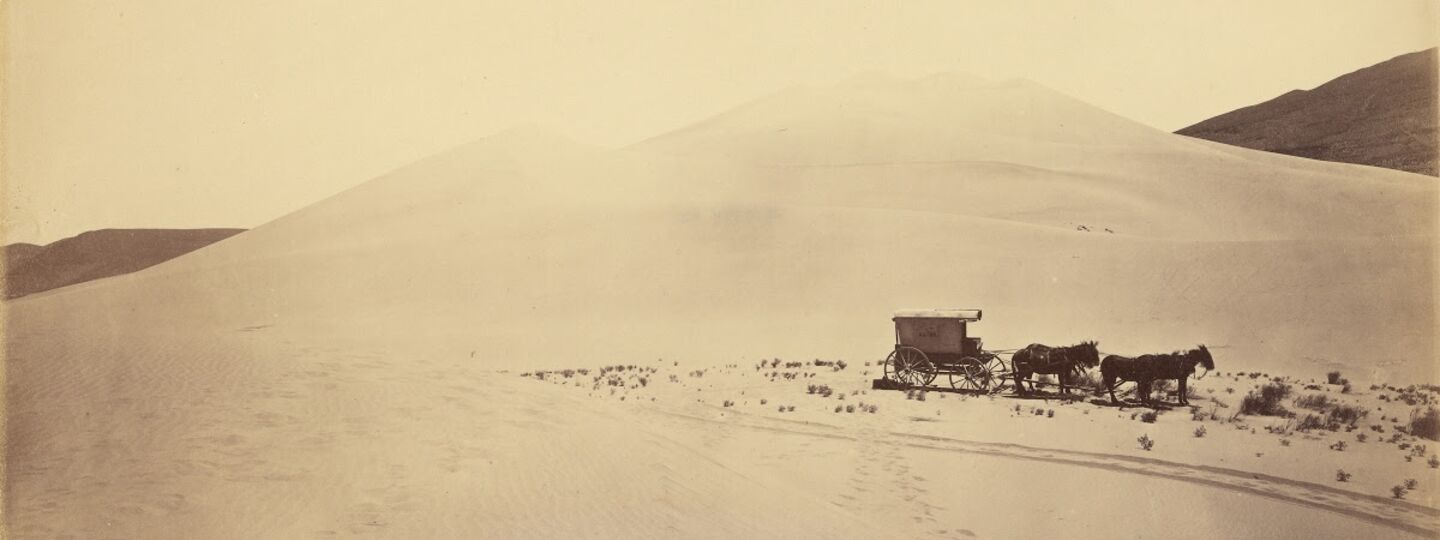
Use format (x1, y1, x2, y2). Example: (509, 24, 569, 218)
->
(949, 357, 987, 391)
(886, 346, 935, 388)
(980, 354, 1010, 393)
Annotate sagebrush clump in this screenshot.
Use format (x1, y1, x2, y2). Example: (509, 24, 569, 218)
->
(1240, 382, 1292, 416)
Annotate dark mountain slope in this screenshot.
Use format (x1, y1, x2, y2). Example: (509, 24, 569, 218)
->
(4, 228, 244, 298)
(1178, 48, 1437, 176)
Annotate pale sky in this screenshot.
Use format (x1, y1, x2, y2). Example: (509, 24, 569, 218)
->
(4, 0, 1437, 244)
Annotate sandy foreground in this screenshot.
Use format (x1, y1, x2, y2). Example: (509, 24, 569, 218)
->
(6, 329, 1437, 538)
(4, 75, 1437, 538)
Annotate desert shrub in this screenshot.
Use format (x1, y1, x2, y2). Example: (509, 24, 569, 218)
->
(1429, 455, 1439, 468)
(1240, 382, 1292, 416)
(1336, 469, 1352, 482)
(834, 405, 843, 413)
(786, 405, 795, 412)
(723, 400, 734, 407)
(1140, 411, 1158, 423)
(1327, 371, 1345, 385)
(1409, 407, 1440, 441)
(1194, 425, 1207, 438)
(1405, 478, 1419, 490)
(1393, 485, 1407, 499)
(1138, 434, 1155, 451)
(1295, 394, 1334, 411)
(846, 405, 856, 413)
(760, 399, 768, 405)
(1047, 409, 1055, 418)
(1342, 384, 1353, 394)
(1329, 404, 1368, 428)
(1330, 441, 1348, 452)
(1280, 438, 1292, 447)
(1357, 433, 1368, 443)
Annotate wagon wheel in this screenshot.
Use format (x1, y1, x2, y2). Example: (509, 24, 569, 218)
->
(949, 357, 987, 391)
(950, 354, 1007, 392)
(979, 353, 1012, 393)
(885, 346, 936, 387)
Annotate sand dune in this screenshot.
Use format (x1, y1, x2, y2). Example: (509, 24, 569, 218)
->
(4, 74, 1436, 538)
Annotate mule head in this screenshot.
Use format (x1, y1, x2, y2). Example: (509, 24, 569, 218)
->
(1075, 341, 1101, 369)
(1191, 345, 1215, 378)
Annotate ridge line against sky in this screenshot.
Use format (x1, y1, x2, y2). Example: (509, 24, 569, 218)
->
(3, 0, 1437, 244)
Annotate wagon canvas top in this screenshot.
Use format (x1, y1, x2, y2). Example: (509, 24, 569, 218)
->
(891, 309, 982, 321)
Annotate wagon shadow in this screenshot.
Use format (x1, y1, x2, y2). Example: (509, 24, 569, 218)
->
(1084, 397, 1180, 411)
(999, 392, 1092, 403)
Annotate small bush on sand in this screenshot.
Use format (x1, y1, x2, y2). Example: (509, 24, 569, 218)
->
(1405, 478, 1419, 490)
(1194, 425, 1207, 438)
(1280, 438, 1292, 447)
(1393, 485, 1408, 499)
(1047, 409, 1055, 418)
(1138, 434, 1155, 451)
(1295, 394, 1334, 411)
(846, 405, 856, 413)
(1429, 455, 1439, 469)
(1140, 411, 1158, 423)
(1330, 441, 1348, 452)
(1327, 371, 1347, 385)
(1241, 382, 1292, 417)
(1336, 469, 1352, 482)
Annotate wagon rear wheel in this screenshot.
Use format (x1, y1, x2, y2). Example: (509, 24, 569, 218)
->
(885, 346, 935, 388)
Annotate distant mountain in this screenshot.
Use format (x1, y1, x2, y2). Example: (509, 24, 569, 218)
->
(3, 228, 244, 298)
(1177, 48, 1438, 176)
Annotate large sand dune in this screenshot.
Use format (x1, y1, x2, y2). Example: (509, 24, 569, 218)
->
(4, 74, 1436, 538)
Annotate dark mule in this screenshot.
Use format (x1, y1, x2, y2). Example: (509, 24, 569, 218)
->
(1100, 345, 1215, 406)
(1011, 341, 1099, 396)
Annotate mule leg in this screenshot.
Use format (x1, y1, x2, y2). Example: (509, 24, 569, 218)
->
(1178, 376, 1188, 405)
(1013, 366, 1027, 396)
(1105, 374, 1119, 404)
(1058, 370, 1069, 396)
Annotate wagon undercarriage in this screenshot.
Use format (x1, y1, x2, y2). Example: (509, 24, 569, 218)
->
(883, 346, 1012, 393)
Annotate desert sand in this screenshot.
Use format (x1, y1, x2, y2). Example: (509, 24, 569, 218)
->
(4, 75, 1436, 538)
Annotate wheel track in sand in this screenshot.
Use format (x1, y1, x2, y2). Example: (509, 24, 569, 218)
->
(646, 406, 1440, 537)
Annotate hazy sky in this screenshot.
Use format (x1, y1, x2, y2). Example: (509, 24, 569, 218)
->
(4, 0, 1437, 244)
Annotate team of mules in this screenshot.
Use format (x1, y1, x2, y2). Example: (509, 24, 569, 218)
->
(1013, 342, 1215, 406)
(1100, 345, 1215, 406)
(1011, 341, 1099, 397)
